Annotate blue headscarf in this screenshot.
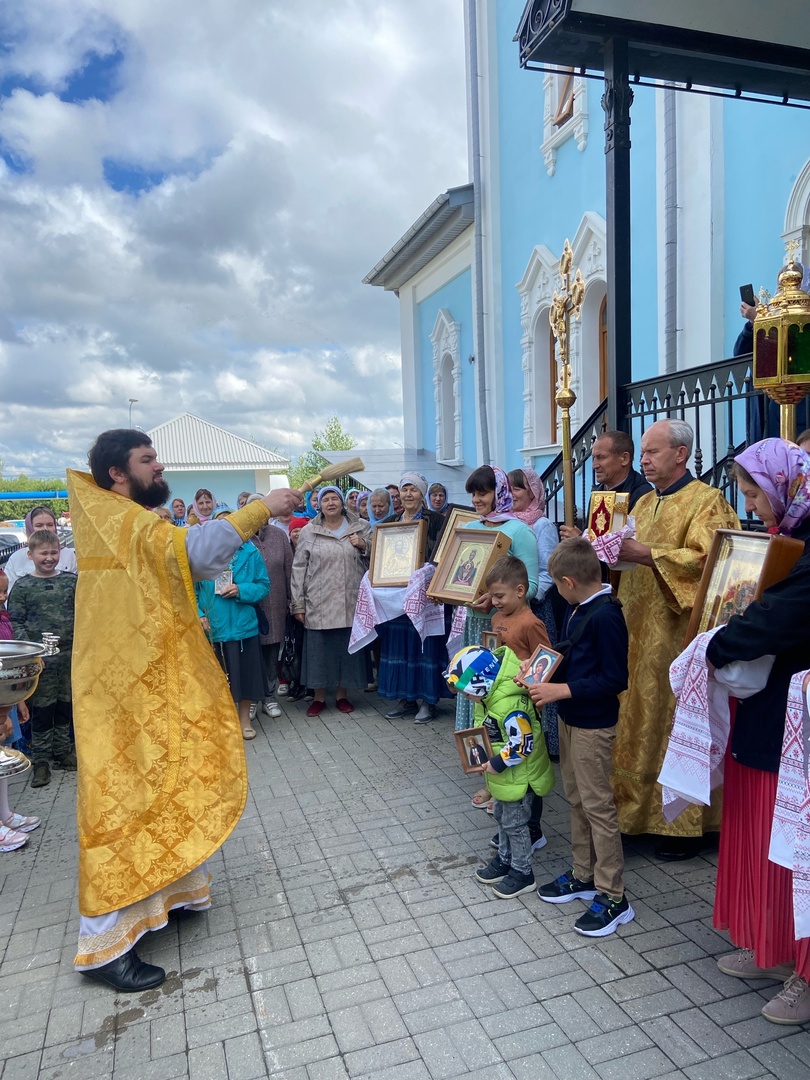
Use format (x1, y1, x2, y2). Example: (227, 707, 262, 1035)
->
(367, 487, 395, 529)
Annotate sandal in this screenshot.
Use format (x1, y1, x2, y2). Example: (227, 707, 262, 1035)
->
(242, 727, 256, 741)
(0, 824, 28, 852)
(2, 812, 41, 833)
(485, 800, 495, 814)
(471, 788, 491, 808)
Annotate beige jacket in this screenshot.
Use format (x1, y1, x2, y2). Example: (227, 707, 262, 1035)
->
(290, 513, 370, 629)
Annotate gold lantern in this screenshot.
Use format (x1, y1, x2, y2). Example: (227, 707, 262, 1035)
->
(752, 239, 810, 440)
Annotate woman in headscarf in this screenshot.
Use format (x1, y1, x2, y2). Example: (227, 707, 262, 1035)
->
(356, 491, 370, 520)
(428, 482, 450, 517)
(170, 498, 188, 526)
(196, 506, 270, 741)
(378, 473, 449, 724)
(187, 488, 215, 526)
(455, 467, 539, 734)
(290, 486, 370, 716)
(246, 494, 293, 723)
(237, 492, 252, 510)
(345, 488, 360, 513)
(4, 505, 78, 591)
(704, 439, 810, 1024)
(368, 488, 395, 530)
(509, 467, 560, 756)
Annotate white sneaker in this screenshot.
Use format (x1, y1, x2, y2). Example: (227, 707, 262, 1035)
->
(264, 700, 282, 718)
(277, 683, 289, 697)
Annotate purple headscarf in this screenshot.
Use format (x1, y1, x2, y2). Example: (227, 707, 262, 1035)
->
(480, 466, 515, 524)
(511, 468, 546, 527)
(735, 438, 810, 536)
(24, 505, 57, 536)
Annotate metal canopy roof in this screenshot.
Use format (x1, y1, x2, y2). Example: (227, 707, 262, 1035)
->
(149, 412, 290, 473)
(363, 184, 474, 291)
(516, 1, 810, 103)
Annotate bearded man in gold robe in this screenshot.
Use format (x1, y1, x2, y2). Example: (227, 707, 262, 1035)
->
(68, 429, 300, 992)
(614, 418, 739, 859)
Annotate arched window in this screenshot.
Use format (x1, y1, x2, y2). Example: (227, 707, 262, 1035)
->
(517, 213, 607, 452)
(430, 309, 463, 465)
(599, 295, 608, 402)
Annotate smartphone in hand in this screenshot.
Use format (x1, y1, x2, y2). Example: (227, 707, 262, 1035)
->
(739, 283, 756, 307)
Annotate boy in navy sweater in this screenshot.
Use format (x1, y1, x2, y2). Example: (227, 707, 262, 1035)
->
(523, 538, 634, 938)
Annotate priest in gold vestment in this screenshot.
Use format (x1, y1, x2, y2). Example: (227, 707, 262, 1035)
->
(614, 419, 739, 858)
(68, 430, 300, 992)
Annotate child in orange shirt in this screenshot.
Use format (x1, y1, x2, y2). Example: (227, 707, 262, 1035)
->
(488, 555, 552, 661)
(476, 555, 550, 854)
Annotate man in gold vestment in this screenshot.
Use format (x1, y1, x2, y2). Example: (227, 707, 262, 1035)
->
(614, 419, 739, 859)
(68, 430, 300, 992)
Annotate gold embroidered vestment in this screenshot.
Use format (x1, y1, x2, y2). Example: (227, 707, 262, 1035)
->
(67, 470, 266, 916)
(613, 480, 739, 836)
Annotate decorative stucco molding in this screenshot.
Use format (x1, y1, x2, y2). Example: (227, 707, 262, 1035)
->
(541, 69, 588, 177)
(430, 308, 463, 466)
(783, 156, 810, 264)
(516, 211, 607, 448)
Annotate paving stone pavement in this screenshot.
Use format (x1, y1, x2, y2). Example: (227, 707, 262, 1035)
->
(1, 693, 809, 1080)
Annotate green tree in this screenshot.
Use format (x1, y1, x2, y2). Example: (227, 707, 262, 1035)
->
(311, 415, 357, 453)
(0, 475, 69, 521)
(288, 415, 358, 490)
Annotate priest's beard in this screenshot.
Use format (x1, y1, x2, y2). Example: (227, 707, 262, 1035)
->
(129, 474, 171, 508)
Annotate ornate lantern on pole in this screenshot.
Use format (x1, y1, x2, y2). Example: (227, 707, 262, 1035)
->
(752, 240, 810, 441)
(549, 239, 585, 527)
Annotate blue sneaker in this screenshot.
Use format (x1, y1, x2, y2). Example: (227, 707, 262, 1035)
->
(537, 870, 597, 905)
(574, 892, 635, 937)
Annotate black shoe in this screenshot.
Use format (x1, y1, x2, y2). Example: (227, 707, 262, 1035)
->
(655, 836, 703, 861)
(492, 868, 536, 898)
(31, 762, 51, 788)
(385, 700, 417, 719)
(489, 831, 499, 850)
(574, 892, 635, 937)
(474, 856, 511, 884)
(53, 751, 78, 770)
(537, 870, 597, 905)
(81, 949, 166, 992)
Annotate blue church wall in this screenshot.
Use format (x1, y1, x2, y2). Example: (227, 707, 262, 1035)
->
(723, 97, 810, 358)
(416, 267, 476, 463)
(494, 2, 661, 465)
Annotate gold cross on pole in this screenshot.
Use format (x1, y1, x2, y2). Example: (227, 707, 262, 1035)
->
(548, 239, 585, 527)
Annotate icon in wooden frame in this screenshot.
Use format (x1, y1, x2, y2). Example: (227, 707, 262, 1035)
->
(426, 527, 512, 605)
(368, 519, 428, 588)
(455, 726, 493, 774)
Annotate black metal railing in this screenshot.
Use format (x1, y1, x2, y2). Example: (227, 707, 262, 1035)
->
(541, 353, 770, 525)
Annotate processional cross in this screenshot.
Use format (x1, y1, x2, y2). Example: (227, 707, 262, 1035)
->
(549, 239, 585, 527)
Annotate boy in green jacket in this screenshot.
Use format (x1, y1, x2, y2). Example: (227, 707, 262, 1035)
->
(445, 645, 555, 898)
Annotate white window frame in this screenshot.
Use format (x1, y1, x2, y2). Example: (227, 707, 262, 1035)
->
(541, 67, 589, 177)
(430, 308, 463, 466)
(517, 211, 607, 457)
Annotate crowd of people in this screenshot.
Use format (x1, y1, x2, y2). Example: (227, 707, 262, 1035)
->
(1, 421, 810, 1026)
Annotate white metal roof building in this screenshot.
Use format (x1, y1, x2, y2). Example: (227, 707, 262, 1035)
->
(148, 413, 290, 508)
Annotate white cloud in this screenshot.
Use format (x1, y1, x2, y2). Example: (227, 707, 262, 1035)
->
(0, 0, 467, 476)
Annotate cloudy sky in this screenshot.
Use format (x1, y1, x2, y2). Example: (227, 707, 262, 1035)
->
(0, 0, 468, 476)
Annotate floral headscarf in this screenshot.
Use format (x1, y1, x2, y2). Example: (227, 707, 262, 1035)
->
(479, 466, 515, 524)
(511, 468, 546, 527)
(735, 438, 810, 536)
(356, 492, 370, 519)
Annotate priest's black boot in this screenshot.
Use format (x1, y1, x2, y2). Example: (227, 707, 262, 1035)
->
(81, 949, 166, 992)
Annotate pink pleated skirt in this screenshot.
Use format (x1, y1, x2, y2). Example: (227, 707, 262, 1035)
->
(714, 749, 810, 978)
